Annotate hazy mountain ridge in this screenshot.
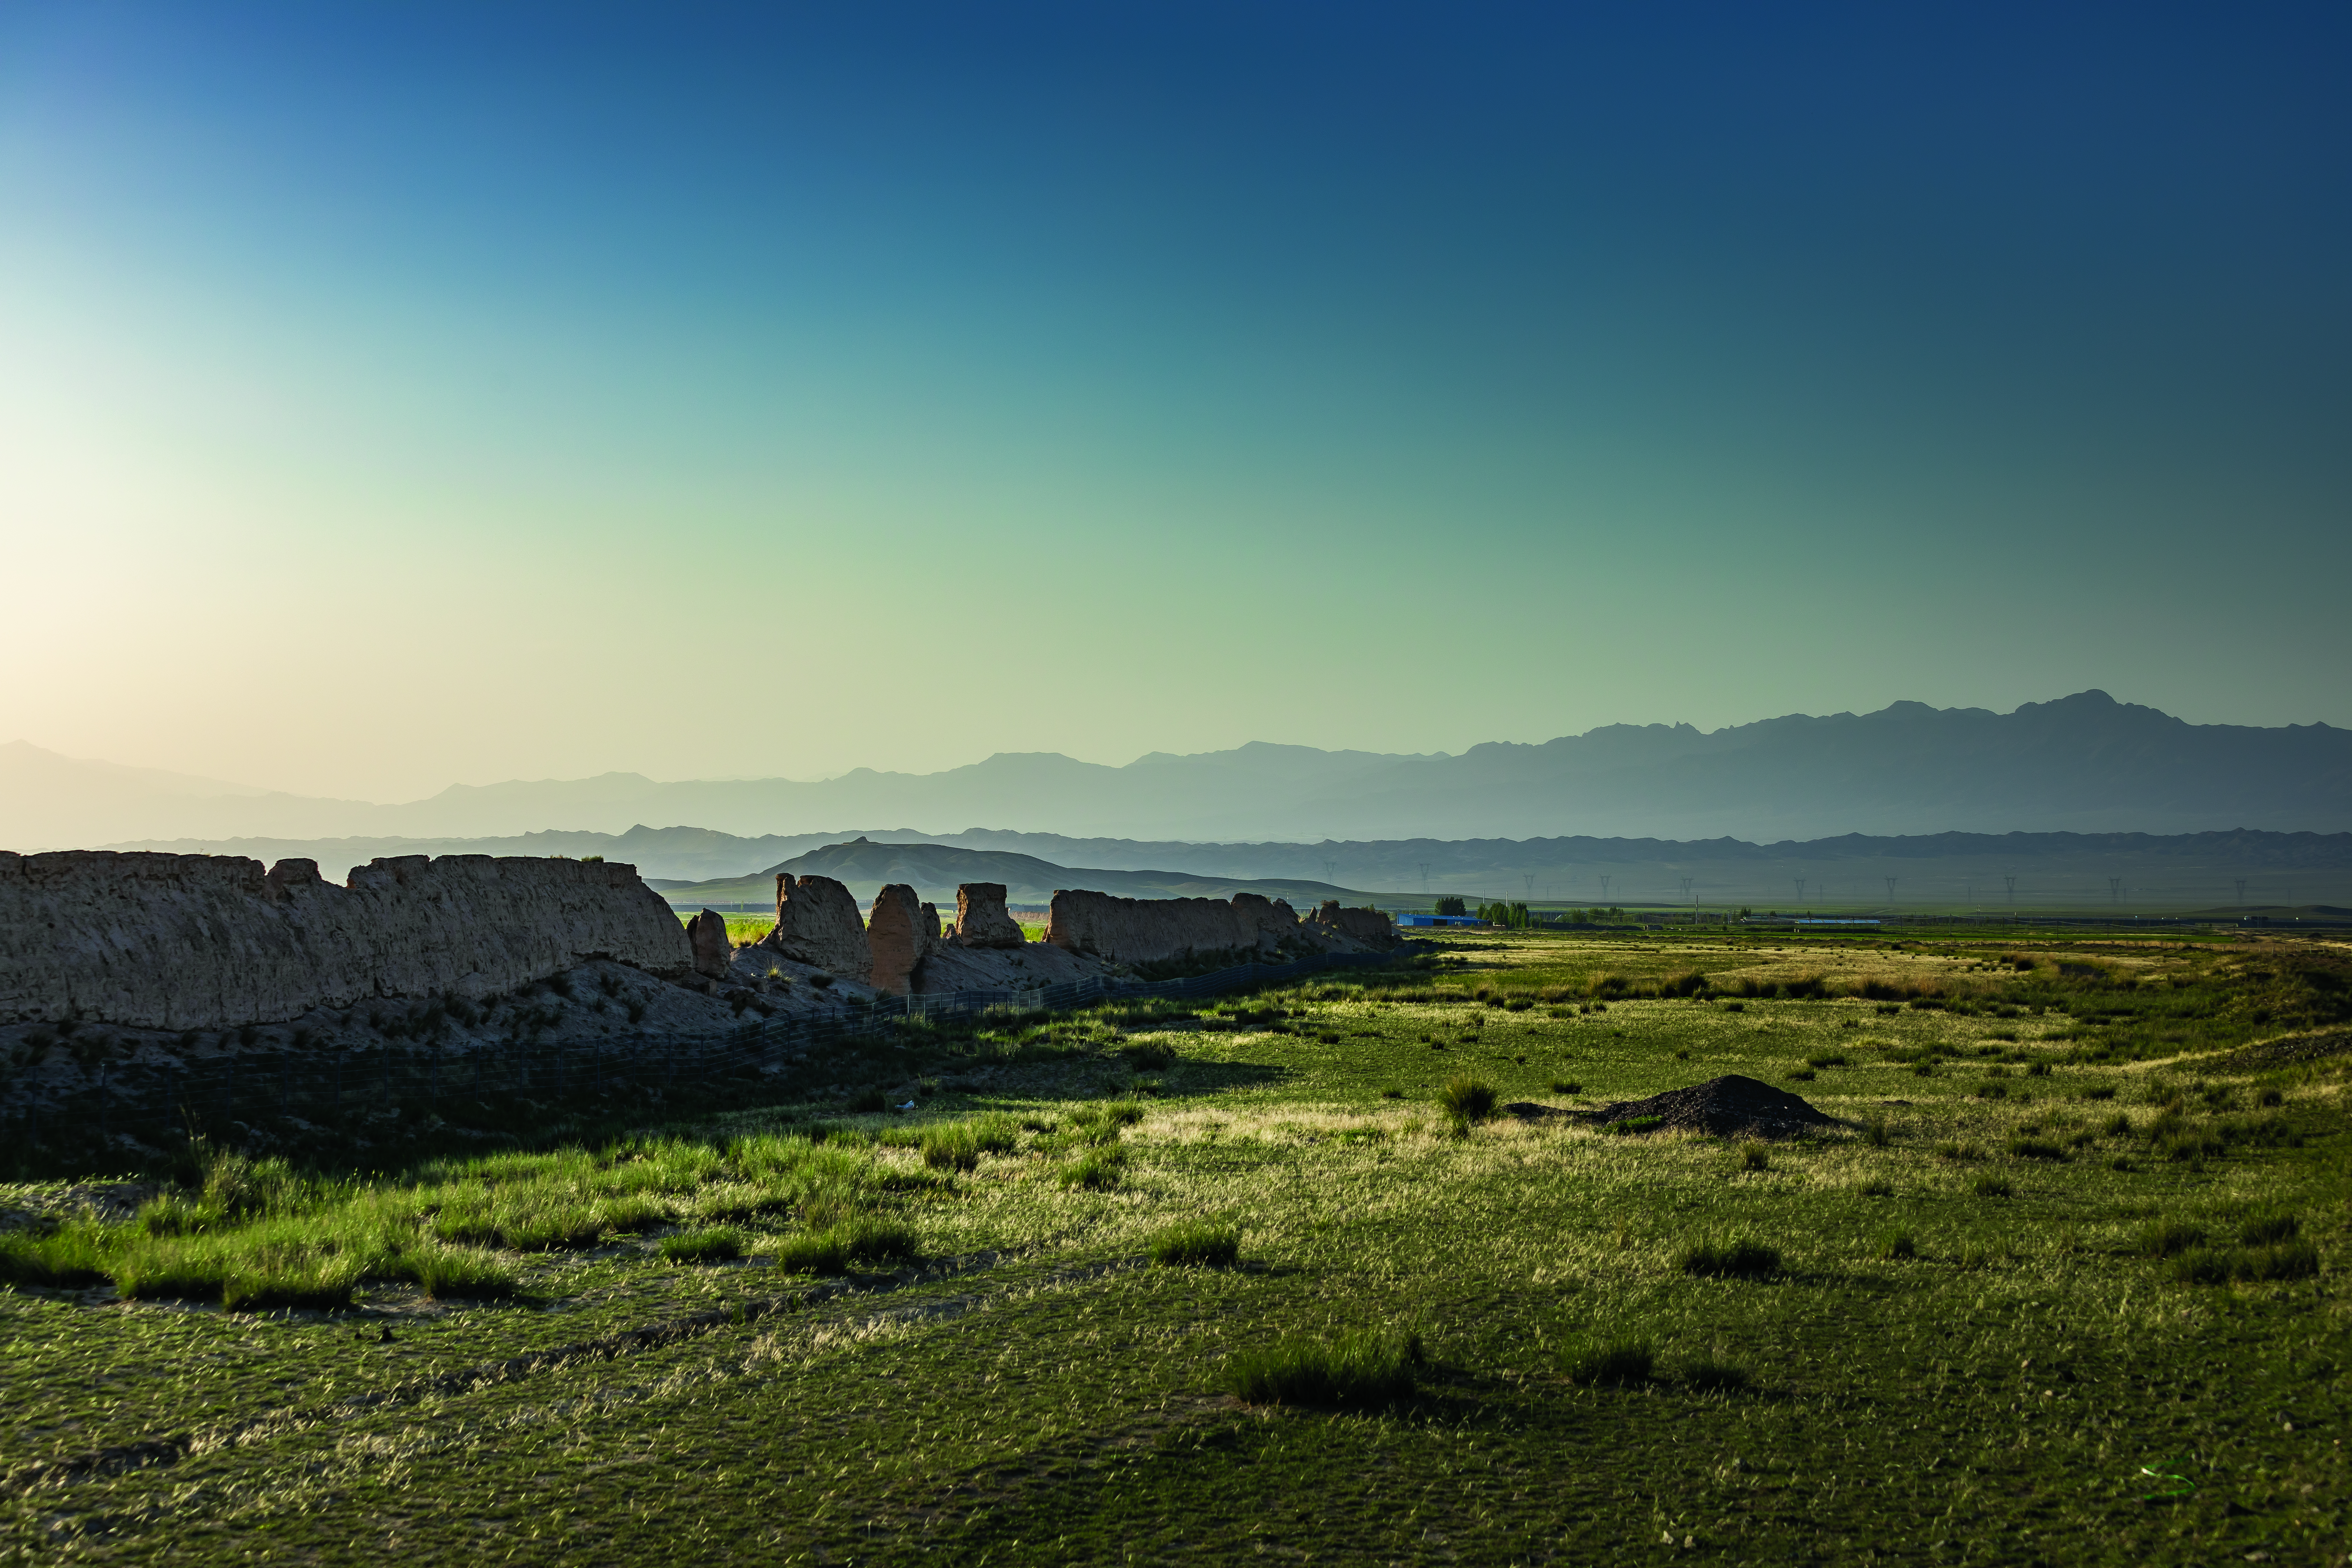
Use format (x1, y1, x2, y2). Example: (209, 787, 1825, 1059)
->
(7, 690, 2346, 849)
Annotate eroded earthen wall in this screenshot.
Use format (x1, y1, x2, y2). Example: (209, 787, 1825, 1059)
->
(1044, 889, 1301, 963)
(766, 873, 870, 981)
(0, 850, 696, 1030)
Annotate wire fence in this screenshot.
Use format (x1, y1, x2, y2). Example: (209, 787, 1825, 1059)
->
(6, 949, 1404, 1160)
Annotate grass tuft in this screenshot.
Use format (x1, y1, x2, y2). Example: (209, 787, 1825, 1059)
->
(1679, 1239, 1781, 1279)
(1148, 1221, 1240, 1268)
(1436, 1078, 1498, 1123)
(1059, 1146, 1131, 1190)
(1561, 1339, 1655, 1385)
(660, 1227, 743, 1265)
(1225, 1328, 1421, 1408)
(1681, 1358, 1751, 1393)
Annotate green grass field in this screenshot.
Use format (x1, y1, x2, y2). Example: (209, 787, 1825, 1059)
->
(3, 930, 2345, 1563)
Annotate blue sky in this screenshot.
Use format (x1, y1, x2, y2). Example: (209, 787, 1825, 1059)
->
(2, 2, 2345, 799)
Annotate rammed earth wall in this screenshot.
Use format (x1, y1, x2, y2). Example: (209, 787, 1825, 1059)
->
(0, 851, 695, 1030)
(1044, 889, 1303, 963)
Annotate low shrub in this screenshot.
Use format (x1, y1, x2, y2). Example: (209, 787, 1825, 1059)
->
(1148, 1221, 1240, 1268)
(1225, 1329, 1421, 1408)
(660, 1227, 743, 1265)
(1680, 1239, 1780, 1279)
(1561, 1339, 1655, 1386)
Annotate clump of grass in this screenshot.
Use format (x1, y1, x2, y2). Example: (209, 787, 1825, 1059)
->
(2007, 1137, 2067, 1162)
(396, 1244, 520, 1300)
(0, 1220, 111, 1289)
(2173, 1243, 2320, 1285)
(1379, 1085, 1404, 1099)
(1857, 1177, 1895, 1197)
(1739, 1144, 1770, 1172)
(1148, 1221, 1240, 1268)
(1549, 1079, 1583, 1095)
(1875, 1228, 1917, 1260)
(1680, 1239, 1780, 1279)
(774, 1216, 917, 1275)
(1681, 1358, 1751, 1393)
(660, 1227, 743, 1265)
(1863, 1116, 1891, 1147)
(1807, 1054, 1849, 1069)
(1437, 1078, 1498, 1124)
(1225, 1328, 1422, 1408)
(2136, 1219, 2205, 1258)
(1561, 1338, 1655, 1385)
(2239, 1213, 2300, 1245)
(1608, 1115, 1665, 1136)
(1934, 1142, 1983, 1162)
(1971, 1174, 2015, 1199)
(1059, 1146, 1130, 1190)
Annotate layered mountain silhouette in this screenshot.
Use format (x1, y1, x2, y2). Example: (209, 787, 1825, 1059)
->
(8, 691, 2347, 852)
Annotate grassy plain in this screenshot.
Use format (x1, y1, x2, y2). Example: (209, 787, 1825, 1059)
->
(2, 929, 2347, 1564)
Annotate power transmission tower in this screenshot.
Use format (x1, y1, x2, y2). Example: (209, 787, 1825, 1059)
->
(1419, 863, 1430, 898)
(2004, 875, 2016, 904)
(1884, 876, 1898, 906)
(1524, 873, 1536, 898)
(1794, 877, 1806, 907)
(2109, 877, 2123, 905)
(2235, 878, 2247, 908)
(1323, 859, 1337, 884)
(1599, 875, 1612, 902)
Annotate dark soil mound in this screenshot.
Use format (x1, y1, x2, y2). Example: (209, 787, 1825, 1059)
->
(1594, 1074, 1835, 1140)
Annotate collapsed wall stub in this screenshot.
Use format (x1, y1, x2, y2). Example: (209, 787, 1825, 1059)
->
(766, 873, 870, 981)
(867, 883, 936, 996)
(0, 850, 695, 1031)
(952, 882, 1026, 949)
(1045, 888, 1304, 964)
(685, 909, 733, 979)
(1313, 902, 1397, 945)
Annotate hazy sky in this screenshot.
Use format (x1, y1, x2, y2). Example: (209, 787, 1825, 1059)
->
(4, 2, 2346, 802)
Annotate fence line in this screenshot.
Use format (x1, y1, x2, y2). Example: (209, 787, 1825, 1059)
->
(6, 950, 1402, 1157)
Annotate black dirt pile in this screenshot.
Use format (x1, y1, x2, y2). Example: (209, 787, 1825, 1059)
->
(1592, 1074, 1836, 1139)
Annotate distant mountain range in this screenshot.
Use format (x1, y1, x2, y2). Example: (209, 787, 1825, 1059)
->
(650, 837, 1355, 910)
(6, 690, 2347, 851)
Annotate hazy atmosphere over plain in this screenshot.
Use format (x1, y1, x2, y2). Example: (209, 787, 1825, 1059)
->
(3, 1, 2348, 802)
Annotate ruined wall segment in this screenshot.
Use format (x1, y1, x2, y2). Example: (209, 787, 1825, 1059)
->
(1312, 902, 1398, 946)
(0, 850, 695, 1030)
(1045, 889, 1306, 963)
(866, 883, 936, 996)
(952, 883, 1026, 949)
(685, 909, 733, 979)
(765, 873, 870, 981)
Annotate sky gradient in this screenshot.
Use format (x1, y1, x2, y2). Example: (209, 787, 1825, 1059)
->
(3, 2, 2346, 802)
